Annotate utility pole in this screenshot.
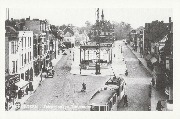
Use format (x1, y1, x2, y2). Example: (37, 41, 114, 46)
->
(95, 8, 101, 75)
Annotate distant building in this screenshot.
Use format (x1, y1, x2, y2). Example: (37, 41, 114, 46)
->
(90, 10, 115, 43)
(63, 25, 75, 48)
(25, 18, 50, 74)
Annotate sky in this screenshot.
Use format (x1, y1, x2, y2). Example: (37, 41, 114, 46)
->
(7, 8, 172, 29)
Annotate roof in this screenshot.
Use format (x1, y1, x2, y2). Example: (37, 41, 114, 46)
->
(63, 26, 74, 35)
(5, 26, 17, 35)
(89, 89, 116, 106)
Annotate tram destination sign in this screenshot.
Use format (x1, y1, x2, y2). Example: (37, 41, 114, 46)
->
(80, 43, 112, 49)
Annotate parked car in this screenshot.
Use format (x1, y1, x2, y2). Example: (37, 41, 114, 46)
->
(46, 69, 54, 78)
(46, 66, 55, 78)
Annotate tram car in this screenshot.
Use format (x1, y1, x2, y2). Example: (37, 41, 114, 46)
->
(105, 76, 126, 101)
(89, 89, 118, 111)
(89, 76, 126, 111)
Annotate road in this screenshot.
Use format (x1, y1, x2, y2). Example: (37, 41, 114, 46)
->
(20, 40, 152, 111)
(20, 49, 109, 111)
(117, 40, 152, 111)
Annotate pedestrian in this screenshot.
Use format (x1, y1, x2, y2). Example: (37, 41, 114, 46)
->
(156, 101, 163, 111)
(18, 89, 22, 99)
(125, 70, 128, 76)
(25, 86, 29, 95)
(151, 78, 155, 87)
(82, 82, 86, 91)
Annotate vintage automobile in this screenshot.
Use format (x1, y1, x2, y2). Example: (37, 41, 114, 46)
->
(42, 66, 54, 78)
(46, 69, 54, 78)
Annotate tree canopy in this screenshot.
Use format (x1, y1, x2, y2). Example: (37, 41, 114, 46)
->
(145, 20, 169, 43)
(113, 21, 132, 40)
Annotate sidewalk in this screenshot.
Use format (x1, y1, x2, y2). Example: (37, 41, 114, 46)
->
(126, 43, 167, 111)
(10, 53, 63, 111)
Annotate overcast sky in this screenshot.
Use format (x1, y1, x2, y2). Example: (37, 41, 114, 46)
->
(8, 8, 172, 29)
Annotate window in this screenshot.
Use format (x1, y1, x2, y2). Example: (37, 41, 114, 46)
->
(28, 52, 29, 63)
(22, 54, 23, 66)
(22, 38, 23, 48)
(16, 60, 17, 73)
(12, 61, 15, 73)
(25, 37, 26, 48)
(90, 106, 99, 111)
(108, 101, 112, 110)
(113, 95, 116, 105)
(11, 42, 15, 54)
(28, 37, 29, 47)
(100, 106, 105, 111)
(14, 41, 16, 53)
(25, 53, 26, 64)
(30, 37, 31, 46)
(30, 52, 31, 61)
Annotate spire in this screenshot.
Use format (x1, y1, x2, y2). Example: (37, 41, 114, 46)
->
(101, 9, 104, 21)
(96, 8, 99, 21)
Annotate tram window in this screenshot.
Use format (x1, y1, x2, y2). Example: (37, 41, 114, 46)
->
(113, 95, 116, 105)
(100, 106, 105, 111)
(91, 106, 99, 111)
(109, 101, 112, 110)
(107, 106, 109, 111)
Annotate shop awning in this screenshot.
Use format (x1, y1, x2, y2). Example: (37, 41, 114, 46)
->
(145, 54, 152, 61)
(150, 57, 157, 64)
(15, 80, 29, 89)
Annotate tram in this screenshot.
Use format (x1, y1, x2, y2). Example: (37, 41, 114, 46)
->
(89, 76, 126, 111)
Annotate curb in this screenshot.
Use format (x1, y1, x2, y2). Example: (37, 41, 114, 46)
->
(126, 44, 153, 76)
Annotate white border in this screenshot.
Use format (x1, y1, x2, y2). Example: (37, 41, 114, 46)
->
(0, 0, 180, 119)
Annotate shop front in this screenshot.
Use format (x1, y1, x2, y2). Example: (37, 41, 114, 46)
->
(5, 74, 20, 110)
(152, 66, 166, 91)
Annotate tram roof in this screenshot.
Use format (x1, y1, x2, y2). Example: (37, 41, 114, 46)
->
(89, 89, 116, 106)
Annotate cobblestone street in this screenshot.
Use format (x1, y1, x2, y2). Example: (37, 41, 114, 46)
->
(20, 49, 109, 111)
(118, 41, 152, 111)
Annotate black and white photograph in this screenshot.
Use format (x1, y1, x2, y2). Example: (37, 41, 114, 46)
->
(1, 0, 180, 118)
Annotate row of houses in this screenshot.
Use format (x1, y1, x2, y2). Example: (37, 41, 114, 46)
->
(5, 17, 77, 110)
(128, 17, 173, 101)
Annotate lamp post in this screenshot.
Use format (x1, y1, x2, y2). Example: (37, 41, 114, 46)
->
(121, 46, 122, 53)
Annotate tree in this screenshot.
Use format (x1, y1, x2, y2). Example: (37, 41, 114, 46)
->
(146, 21, 169, 43)
(113, 21, 132, 40)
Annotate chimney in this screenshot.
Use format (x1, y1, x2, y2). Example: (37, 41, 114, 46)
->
(29, 16, 30, 20)
(8, 8, 9, 20)
(169, 17, 171, 23)
(169, 17, 172, 32)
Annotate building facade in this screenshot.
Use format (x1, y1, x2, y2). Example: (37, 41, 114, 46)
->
(18, 31, 34, 81)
